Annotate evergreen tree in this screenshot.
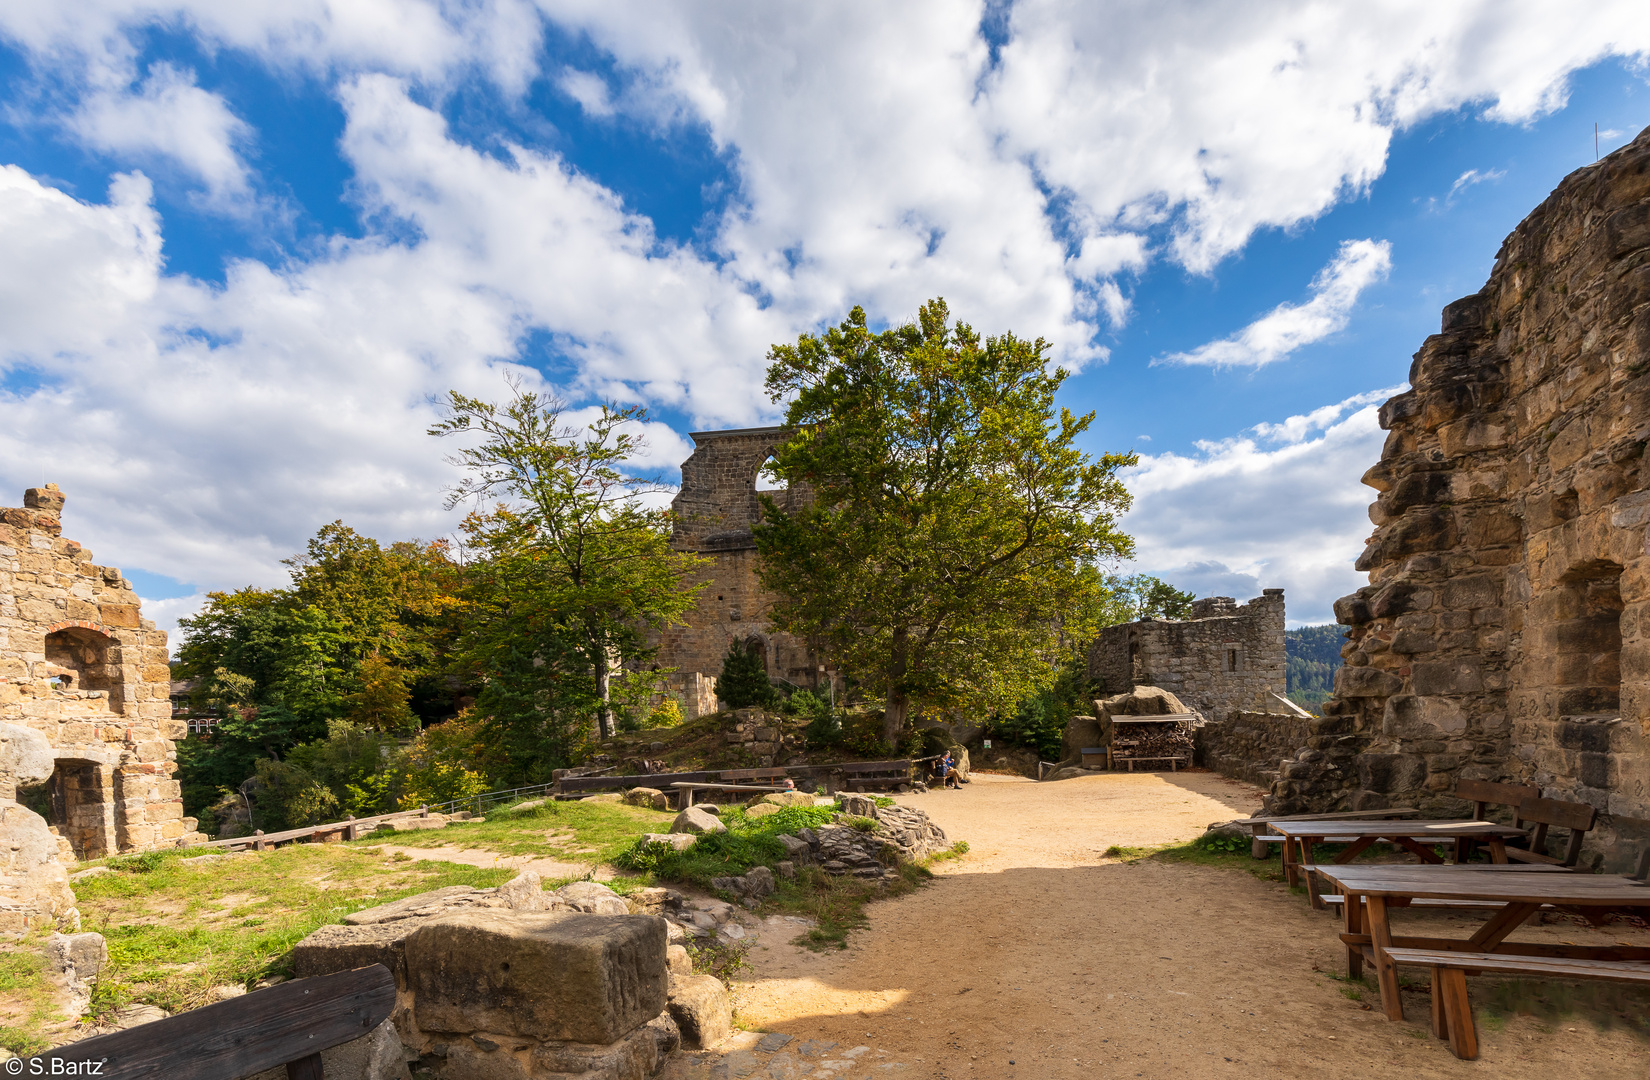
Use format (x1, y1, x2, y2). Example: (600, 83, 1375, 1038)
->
(716, 639, 777, 710)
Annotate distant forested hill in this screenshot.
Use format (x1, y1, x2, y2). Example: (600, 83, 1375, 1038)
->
(1286, 624, 1344, 714)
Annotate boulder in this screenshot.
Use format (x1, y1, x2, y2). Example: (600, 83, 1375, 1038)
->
(387, 815, 448, 832)
(508, 799, 546, 812)
(640, 832, 696, 852)
(292, 922, 412, 984)
(1059, 712, 1108, 764)
(621, 787, 663, 809)
(744, 803, 781, 819)
(345, 885, 483, 925)
(756, 791, 813, 808)
(0, 723, 53, 798)
(45, 931, 106, 1016)
(497, 871, 570, 913)
(699, 804, 721, 816)
(666, 974, 732, 1050)
(404, 910, 668, 1045)
(1100, 685, 1190, 716)
(666, 944, 692, 975)
(669, 807, 727, 836)
(776, 834, 811, 861)
(0, 802, 79, 933)
(837, 794, 878, 818)
(555, 881, 630, 916)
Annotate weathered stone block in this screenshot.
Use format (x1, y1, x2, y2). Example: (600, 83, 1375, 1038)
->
(404, 911, 668, 1044)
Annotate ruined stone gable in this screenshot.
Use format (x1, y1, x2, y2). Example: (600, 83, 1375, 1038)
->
(1087, 591, 1287, 720)
(654, 428, 833, 714)
(1282, 126, 1650, 869)
(0, 485, 203, 861)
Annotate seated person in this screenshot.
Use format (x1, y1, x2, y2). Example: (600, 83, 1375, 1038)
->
(935, 751, 963, 789)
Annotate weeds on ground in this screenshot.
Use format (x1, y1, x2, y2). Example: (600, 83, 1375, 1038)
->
(613, 804, 837, 886)
(73, 844, 514, 1020)
(1102, 836, 1285, 883)
(686, 938, 753, 982)
(1477, 977, 1650, 1035)
(0, 936, 65, 1054)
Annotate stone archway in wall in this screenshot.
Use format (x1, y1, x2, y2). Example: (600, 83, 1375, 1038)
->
(44, 757, 118, 860)
(1530, 560, 1624, 717)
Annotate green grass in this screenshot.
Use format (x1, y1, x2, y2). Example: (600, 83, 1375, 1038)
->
(614, 804, 838, 886)
(0, 936, 65, 1054)
(364, 798, 671, 862)
(74, 844, 515, 1019)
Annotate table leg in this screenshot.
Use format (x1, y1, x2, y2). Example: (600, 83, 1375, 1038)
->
(1391, 836, 1445, 864)
(1439, 968, 1479, 1059)
(1282, 836, 1299, 887)
(1366, 896, 1404, 1021)
(1428, 967, 1447, 1040)
(1334, 836, 1378, 863)
(1343, 888, 1364, 980)
(1465, 902, 1541, 950)
(1488, 837, 1507, 864)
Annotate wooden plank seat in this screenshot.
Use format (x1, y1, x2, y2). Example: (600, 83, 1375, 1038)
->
(835, 759, 913, 792)
(33, 964, 395, 1079)
(1383, 947, 1650, 1060)
(719, 768, 791, 783)
(1506, 796, 1598, 867)
(669, 782, 788, 808)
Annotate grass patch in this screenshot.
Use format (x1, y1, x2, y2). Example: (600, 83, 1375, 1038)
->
(772, 863, 933, 951)
(1104, 835, 1287, 883)
(613, 805, 838, 887)
(1477, 977, 1650, 1036)
(75, 844, 515, 1019)
(928, 841, 970, 864)
(0, 936, 65, 1054)
(362, 798, 670, 862)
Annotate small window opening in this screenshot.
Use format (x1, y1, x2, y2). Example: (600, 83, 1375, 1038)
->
(755, 455, 785, 492)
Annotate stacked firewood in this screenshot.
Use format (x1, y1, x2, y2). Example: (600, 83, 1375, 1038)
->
(1110, 719, 1195, 762)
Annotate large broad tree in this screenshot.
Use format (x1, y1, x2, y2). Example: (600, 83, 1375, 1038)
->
(431, 382, 705, 759)
(756, 298, 1137, 748)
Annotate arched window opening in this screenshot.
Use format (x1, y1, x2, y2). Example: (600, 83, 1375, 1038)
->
(754, 455, 786, 492)
(45, 627, 118, 696)
(1551, 560, 1623, 714)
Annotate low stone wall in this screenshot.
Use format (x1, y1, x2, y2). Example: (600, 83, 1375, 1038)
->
(1195, 710, 1313, 789)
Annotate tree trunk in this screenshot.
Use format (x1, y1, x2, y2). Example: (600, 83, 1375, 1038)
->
(883, 691, 908, 751)
(589, 618, 613, 742)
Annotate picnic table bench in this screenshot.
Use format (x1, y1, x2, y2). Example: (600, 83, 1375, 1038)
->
(835, 759, 913, 792)
(1234, 807, 1419, 859)
(670, 782, 790, 807)
(1268, 818, 1530, 908)
(1317, 863, 1650, 1037)
(28, 964, 395, 1079)
(1385, 948, 1650, 1059)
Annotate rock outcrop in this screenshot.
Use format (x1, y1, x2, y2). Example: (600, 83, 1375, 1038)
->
(1281, 125, 1650, 869)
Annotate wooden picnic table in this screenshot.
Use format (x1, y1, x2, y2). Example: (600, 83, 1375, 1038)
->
(1316, 864, 1650, 1022)
(1269, 818, 1531, 890)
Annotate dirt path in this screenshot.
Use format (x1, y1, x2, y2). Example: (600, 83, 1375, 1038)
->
(694, 771, 1650, 1080)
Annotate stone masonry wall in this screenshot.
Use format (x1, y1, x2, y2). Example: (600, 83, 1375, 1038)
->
(655, 428, 834, 702)
(0, 485, 203, 858)
(1196, 705, 1315, 789)
(1286, 126, 1650, 871)
(1087, 590, 1287, 720)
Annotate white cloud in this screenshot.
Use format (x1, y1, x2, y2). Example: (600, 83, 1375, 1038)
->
(1449, 167, 1507, 198)
(557, 69, 615, 117)
(69, 64, 255, 209)
(1158, 240, 1393, 368)
(1120, 390, 1399, 625)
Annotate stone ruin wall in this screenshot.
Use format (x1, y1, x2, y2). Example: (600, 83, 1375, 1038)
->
(0, 485, 202, 862)
(654, 428, 835, 712)
(1266, 126, 1650, 871)
(1087, 590, 1288, 720)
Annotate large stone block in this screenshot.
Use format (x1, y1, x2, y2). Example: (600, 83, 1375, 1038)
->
(1333, 666, 1403, 698)
(404, 911, 668, 1044)
(666, 973, 731, 1050)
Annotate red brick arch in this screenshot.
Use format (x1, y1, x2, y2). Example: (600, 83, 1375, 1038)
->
(46, 620, 113, 638)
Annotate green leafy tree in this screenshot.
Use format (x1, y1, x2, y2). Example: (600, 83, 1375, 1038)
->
(1098, 573, 1197, 626)
(344, 652, 418, 734)
(756, 298, 1137, 747)
(716, 639, 777, 709)
(431, 382, 706, 760)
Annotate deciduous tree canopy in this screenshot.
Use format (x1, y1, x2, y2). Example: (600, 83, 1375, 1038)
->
(756, 298, 1137, 747)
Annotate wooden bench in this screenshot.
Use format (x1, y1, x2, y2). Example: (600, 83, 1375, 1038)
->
(1384, 948, 1650, 1059)
(31, 964, 395, 1079)
(1507, 796, 1598, 866)
(1234, 808, 1419, 859)
(556, 771, 713, 795)
(719, 768, 791, 784)
(835, 759, 913, 792)
(670, 782, 789, 808)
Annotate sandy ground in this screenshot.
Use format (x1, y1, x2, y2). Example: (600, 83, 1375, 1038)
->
(679, 771, 1650, 1080)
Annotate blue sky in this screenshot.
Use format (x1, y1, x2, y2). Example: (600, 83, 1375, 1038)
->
(0, 2, 1647, 636)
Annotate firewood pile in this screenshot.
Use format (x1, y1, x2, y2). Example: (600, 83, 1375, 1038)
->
(1110, 716, 1195, 764)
